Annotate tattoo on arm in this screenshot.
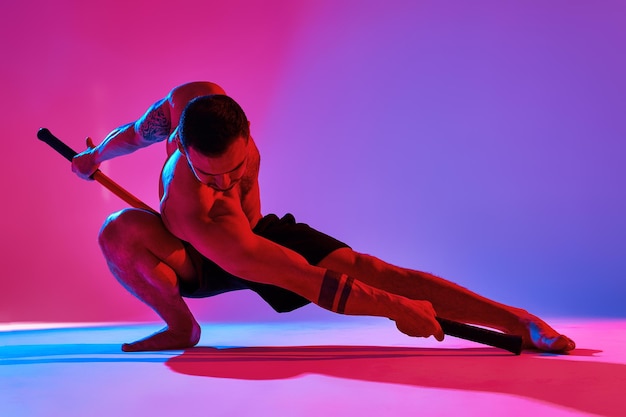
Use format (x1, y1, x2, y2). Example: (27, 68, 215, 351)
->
(137, 99, 171, 142)
(318, 270, 355, 314)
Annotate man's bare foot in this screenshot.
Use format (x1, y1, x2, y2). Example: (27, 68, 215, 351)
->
(122, 320, 201, 352)
(516, 312, 576, 353)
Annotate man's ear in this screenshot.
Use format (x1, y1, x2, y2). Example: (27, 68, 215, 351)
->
(176, 135, 185, 153)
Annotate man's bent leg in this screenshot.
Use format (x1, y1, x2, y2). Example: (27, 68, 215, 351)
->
(317, 248, 575, 352)
(99, 208, 201, 351)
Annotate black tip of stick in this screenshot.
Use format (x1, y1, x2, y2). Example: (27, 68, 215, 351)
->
(36, 128, 79, 162)
(37, 127, 51, 140)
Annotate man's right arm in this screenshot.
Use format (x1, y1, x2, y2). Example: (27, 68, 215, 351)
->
(72, 97, 173, 179)
(73, 81, 227, 179)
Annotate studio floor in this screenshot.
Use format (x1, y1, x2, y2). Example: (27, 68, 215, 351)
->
(1, 317, 625, 417)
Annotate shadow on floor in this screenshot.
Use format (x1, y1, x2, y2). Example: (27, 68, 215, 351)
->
(2, 343, 623, 416)
(165, 345, 623, 417)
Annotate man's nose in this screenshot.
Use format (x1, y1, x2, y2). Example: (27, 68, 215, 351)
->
(213, 174, 230, 190)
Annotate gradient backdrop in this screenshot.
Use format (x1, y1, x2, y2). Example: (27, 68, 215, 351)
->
(2, 0, 624, 324)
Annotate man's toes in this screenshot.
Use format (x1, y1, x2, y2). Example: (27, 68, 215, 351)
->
(535, 333, 576, 352)
(526, 322, 576, 352)
(562, 336, 576, 352)
(121, 342, 143, 352)
(554, 335, 576, 352)
(547, 335, 569, 352)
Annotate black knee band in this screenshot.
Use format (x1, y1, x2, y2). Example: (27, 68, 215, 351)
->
(318, 270, 353, 314)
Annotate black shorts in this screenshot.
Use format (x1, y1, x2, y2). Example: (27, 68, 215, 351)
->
(178, 213, 350, 313)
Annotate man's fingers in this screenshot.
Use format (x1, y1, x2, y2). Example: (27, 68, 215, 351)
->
(423, 301, 444, 341)
(71, 137, 99, 180)
(395, 299, 445, 341)
(395, 316, 444, 341)
(433, 321, 445, 341)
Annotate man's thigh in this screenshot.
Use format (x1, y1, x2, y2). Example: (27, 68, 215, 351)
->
(102, 208, 200, 283)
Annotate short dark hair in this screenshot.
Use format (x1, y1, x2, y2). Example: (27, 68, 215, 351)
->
(179, 94, 250, 156)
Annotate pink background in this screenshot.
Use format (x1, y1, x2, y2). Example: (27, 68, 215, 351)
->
(2, 0, 624, 323)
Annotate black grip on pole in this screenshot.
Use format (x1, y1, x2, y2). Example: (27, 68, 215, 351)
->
(437, 317, 523, 355)
(37, 128, 79, 162)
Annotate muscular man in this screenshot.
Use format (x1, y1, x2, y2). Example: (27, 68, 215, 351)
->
(72, 81, 575, 353)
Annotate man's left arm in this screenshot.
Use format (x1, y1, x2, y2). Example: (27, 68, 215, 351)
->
(169, 202, 443, 339)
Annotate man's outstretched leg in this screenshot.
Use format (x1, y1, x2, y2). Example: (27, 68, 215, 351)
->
(99, 208, 201, 352)
(318, 248, 575, 352)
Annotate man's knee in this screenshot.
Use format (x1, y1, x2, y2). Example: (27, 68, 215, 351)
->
(98, 208, 159, 254)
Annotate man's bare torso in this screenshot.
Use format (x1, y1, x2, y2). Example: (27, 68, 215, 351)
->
(157, 82, 263, 241)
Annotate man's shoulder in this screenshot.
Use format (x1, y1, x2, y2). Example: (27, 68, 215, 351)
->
(163, 152, 206, 202)
(162, 153, 206, 212)
(165, 81, 228, 127)
(168, 82, 227, 106)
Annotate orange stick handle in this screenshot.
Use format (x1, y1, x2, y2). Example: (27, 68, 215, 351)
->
(91, 170, 157, 213)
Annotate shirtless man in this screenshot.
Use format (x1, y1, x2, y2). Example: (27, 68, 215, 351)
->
(72, 81, 575, 353)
